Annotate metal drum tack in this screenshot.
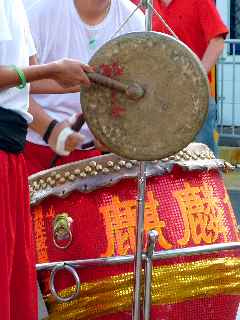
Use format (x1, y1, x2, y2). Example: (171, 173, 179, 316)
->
(81, 31, 209, 161)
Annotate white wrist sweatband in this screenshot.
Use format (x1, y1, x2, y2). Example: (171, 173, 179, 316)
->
(68, 113, 78, 126)
(55, 127, 74, 156)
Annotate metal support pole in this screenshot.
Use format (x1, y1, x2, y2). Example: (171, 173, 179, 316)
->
(144, 0, 153, 32)
(132, 161, 147, 320)
(132, 2, 153, 319)
(144, 230, 159, 320)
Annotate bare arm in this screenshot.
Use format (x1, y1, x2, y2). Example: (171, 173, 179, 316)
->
(26, 55, 85, 153)
(0, 63, 55, 90)
(29, 96, 84, 152)
(28, 96, 53, 136)
(30, 78, 81, 94)
(201, 36, 225, 73)
(0, 56, 92, 91)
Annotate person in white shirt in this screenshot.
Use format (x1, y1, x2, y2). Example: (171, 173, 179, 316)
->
(0, 0, 94, 318)
(23, 0, 145, 175)
(22, 0, 40, 10)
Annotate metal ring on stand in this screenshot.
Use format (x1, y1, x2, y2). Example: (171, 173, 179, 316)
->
(50, 264, 81, 303)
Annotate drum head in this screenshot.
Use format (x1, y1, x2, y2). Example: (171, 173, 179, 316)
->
(81, 32, 209, 160)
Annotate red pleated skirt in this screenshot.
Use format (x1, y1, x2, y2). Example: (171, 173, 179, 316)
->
(0, 151, 37, 320)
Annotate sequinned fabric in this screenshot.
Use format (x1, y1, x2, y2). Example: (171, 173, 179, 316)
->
(32, 167, 240, 319)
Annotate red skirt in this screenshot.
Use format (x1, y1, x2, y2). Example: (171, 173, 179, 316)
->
(0, 151, 37, 320)
(24, 141, 101, 176)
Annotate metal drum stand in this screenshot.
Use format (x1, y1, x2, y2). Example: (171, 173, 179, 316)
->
(80, 0, 209, 318)
(133, 2, 154, 319)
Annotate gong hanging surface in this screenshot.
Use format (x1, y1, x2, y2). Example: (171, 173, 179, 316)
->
(81, 32, 209, 160)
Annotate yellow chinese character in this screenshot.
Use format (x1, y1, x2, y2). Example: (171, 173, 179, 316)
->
(32, 205, 49, 263)
(100, 191, 172, 256)
(144, 191, 172, 250)
(173, 182, 228, 246)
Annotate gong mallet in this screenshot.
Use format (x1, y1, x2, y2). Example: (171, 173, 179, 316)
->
(87, 72, 145, 101)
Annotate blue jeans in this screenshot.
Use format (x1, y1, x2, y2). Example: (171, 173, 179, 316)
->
(195, 98, 218, 156)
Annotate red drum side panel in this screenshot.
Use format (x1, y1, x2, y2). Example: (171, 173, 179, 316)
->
(32, 167, 240, 319)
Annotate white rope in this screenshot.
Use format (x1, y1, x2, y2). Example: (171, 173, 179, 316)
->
(110, 1, 142, 39)
(110, 0, 178, 40)
(148, 2, 179, 39)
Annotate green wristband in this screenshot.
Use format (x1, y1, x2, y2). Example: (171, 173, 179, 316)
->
(11, 65, 27, 89)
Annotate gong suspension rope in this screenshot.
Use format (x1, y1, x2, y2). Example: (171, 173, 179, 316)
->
(110, 1, 142, 39)
(147, 1, 178, 39)
(110, 0, 178, 40)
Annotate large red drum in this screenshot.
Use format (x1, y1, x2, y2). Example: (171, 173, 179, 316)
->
(30, 143, 240, 320)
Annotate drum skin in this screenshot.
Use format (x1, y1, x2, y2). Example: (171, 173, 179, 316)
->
(31, 153, 240, 320)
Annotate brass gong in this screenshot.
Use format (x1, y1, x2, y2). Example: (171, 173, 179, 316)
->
(81, 32, 209, 160)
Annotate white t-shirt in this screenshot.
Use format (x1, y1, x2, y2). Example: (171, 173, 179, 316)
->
(22, 0, 40, 10)
(26, 0, 145, 147)
(0, 0, 36, 122)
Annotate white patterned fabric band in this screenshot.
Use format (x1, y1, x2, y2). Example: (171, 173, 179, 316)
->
(68, 113, 78, 126)
(55, 127, 74, 156)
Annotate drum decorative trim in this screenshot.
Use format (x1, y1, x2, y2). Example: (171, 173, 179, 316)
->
(44, 257, 240, 320)
(29, 143, 234, 206)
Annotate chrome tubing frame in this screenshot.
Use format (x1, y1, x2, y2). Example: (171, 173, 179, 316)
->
(36, 242, 240, 306)
(132, 2, 154, 319)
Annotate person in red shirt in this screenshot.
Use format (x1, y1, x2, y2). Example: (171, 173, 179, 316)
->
(152, 0, 228, 73)
(132, 0, 228, 155)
